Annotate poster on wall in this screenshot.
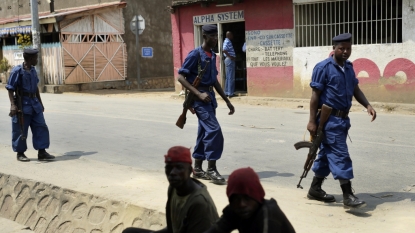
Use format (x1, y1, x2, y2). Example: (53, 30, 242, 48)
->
(246, 29, 294, 68)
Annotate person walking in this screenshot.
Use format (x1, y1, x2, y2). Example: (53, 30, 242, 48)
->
(177, 24, 235, 185)
(306, 33, 376, 209)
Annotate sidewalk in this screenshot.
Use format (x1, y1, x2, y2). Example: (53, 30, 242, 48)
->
(62, 88, 415, 115)
(0, 144, 414, 233)
(1, 84, 414, 115)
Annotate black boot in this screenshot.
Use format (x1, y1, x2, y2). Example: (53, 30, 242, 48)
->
(38, 150, 55, 161)
(17, 152, 30, 162)
(341, 181, 366, 209)
(193, 159, 209, 179)
(206, 160, 226, 185)
(307, 176, 336, 202)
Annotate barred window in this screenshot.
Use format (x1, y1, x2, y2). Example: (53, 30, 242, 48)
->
(294, 0, 403, 47)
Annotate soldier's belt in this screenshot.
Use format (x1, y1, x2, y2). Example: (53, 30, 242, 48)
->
(330, 109, 349, 118)
(198, 86, 214, 92)
(22, 92, 36, 98)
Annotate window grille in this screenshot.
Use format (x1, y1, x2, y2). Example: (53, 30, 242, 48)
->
(294, 0, 402, 47)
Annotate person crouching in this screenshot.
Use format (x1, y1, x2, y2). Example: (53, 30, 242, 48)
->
(205, 167, 295, 233)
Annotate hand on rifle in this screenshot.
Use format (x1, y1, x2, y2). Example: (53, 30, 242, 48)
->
(9, 104, 18, 117)
(227, 102, 235, 115)
(197, 92, 211, 103)
(307, 121, 317, 137)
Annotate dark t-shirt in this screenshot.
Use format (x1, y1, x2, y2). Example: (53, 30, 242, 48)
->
(213, 198, 295, 233)
(166, 179, 219, 233)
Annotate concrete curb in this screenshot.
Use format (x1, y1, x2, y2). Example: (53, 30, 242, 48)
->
(0, 144, 172, 233)
(1, 143, 415, 233)
(0, 173, 165, 232)
(0, 217, 33, 233)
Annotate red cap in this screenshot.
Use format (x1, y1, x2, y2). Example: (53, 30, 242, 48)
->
(164, 146, 192, 164)
(226, 167, 265, 203)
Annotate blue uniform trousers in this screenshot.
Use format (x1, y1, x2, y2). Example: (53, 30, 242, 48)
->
(192, 106, 224, 161)
(224, 57, 235, 96)
(312, 118, 354, 180)
(11, 112, 50, 153)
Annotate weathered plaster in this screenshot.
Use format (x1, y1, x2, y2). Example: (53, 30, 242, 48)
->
(402, 0, 415, 42)
(293, 1, 415, 102)
(123, 0, 174, 87)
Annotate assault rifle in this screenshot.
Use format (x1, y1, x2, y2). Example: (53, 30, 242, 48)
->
(15, 88, 26, 140)
(294, 104, 332, 189)
(176, 60, 210, 129)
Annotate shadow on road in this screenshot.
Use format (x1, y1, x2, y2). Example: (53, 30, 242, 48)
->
(220, 171, 295, 180)
(361, 191, 415, 210)
(50, 151, 98, 162)
(257, 171, 295, 179)
(312, 190, 415, 218)
(72, 89, 175, 96)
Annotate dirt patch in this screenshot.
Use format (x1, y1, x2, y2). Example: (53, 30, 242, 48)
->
(63, 89, 415, 115)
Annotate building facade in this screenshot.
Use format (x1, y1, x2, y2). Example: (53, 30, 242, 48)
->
(0, 0, 174, 90)
(171, 0, 415, 103)
(123, 1, 174, 89)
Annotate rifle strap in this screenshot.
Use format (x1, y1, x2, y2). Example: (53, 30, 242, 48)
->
(197, 49, 202, 73)
(185, 49, 203, 99)
(15, 65, 24, 96)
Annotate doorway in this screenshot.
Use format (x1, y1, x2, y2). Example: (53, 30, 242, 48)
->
(221, 21, 246, 93)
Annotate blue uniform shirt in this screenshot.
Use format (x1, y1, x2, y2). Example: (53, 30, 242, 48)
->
(179, 46, 219, 109)
(310, 56, 359, 111)
(310, 56, 357, 180)
(222, 38, 235, 57)
(6, 64, 43, 115)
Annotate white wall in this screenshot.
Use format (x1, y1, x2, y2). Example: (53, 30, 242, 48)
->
(293, 0, 328, 4)
(402, 0, 415, 42)
(293, 0, 415, 92)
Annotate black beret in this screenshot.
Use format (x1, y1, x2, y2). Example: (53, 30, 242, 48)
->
(23, 48, 39, 55)
(202, 24, 218, 34)
(333, 33, 352, 43)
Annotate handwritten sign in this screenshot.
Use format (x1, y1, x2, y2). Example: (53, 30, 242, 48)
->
(246, 29, 294, 68)
(193, 11, 244, 25)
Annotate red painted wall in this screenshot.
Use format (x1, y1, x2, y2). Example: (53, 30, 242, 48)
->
(171, 0, 294, 96)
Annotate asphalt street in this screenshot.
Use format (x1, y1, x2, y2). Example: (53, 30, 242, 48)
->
(0, 90, 414, 202)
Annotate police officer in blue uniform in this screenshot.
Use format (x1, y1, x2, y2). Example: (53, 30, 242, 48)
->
(178, 24, 235, 185)
(307, 33, 376, 209)
(6, 48, 55, 162)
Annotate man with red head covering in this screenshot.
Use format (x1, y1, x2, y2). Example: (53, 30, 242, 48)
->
(204, 167, 295, 233)
(123, 146, 219, 233)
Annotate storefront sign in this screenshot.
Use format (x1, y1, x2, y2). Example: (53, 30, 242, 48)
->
(246, 29, 294, 68)
(193, 10, 244, 24)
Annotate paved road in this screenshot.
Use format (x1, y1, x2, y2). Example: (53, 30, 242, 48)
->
(0, 90, 414, 200)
